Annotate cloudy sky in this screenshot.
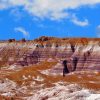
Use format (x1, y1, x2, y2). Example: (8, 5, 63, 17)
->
(0, 0, 100, 40)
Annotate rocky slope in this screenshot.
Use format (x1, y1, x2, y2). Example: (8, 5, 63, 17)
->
(0, 37, 100, 72)
(0, 61, 100, 99)
(0, 37, 100, 99)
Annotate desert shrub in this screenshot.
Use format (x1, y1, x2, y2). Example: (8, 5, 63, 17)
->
(21, 38, 26, 42)
(8, 39, 16, 42)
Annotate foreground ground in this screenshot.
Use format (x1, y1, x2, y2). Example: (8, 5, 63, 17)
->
(0, 61, 100, 100)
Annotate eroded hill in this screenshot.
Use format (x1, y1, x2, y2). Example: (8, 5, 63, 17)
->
(0, 37, 100, 100)
(0, 37, 100, 71)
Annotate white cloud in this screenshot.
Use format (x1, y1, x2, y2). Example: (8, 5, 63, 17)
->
(0, 0, 100, 20)
(71, 15, 89, 26)
(10, 8, 23, 21)
(96, 25, 100, 37)
(14, 27, 30, 38)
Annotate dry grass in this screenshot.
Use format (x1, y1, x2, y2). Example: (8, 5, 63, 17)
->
(0, 61, 99, 100)
(0, 95, 12, 100)
(6, 61, 57, 85)
(5, 61, 100, 91)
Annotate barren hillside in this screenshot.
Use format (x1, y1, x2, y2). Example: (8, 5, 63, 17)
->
(0, 37, 100, 100)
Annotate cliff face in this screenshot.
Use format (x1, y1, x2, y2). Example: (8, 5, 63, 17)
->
(74, 41, 100, 71)
(0, 37, 100, 72)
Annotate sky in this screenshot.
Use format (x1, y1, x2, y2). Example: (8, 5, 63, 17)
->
(0, 0, 100, 40)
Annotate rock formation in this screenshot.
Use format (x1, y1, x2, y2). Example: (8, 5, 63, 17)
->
(0, 37, 100, 99)
(0, 37, 100, 72)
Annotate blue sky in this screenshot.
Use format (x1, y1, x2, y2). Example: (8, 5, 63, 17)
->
(0, 0, 100, 40)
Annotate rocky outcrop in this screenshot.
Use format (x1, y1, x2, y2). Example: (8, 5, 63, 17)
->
(28, 83, 100, 100)
(0, 37, 100, 71)
(74, 42, 100, 71)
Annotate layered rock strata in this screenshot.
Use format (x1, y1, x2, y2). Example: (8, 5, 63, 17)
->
(0, 37, 100, 71)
